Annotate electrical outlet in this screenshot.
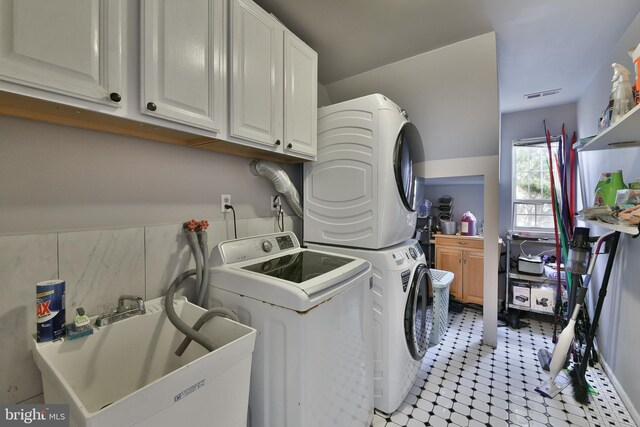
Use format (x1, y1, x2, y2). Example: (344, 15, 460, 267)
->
(221, 194, 231, 213)
(270, 195, 281, 212)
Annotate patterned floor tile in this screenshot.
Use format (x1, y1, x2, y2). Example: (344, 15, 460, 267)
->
(371, 306, 637, 427)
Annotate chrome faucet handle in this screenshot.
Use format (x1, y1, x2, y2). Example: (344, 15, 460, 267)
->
(117, 295, 146, 314)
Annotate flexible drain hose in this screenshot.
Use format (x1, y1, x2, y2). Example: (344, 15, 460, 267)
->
(250, 160, 303, 218)
(175, 307, 239, 356)
(185, 230, 203, 303)
(196, 230, 209, 307)
(165, 269, 216, 352)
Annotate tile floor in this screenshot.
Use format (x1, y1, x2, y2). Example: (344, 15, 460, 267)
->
(372, 306, 637, 427)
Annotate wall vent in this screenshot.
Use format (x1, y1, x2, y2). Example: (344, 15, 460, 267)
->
(524, 88, 561, 100)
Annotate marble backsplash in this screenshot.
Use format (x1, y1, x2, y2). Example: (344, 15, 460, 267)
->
(0, 216, 298, 404)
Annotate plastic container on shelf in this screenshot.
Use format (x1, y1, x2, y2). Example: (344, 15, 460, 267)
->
(460, 211, 477, 236)
(594, 172, 612, 206)
(610, 63, 635, 124)
(429, 269, 454, 345)
(418, 199, 431, 218)
(607, 170, 628, 206)
(631, 42, 640, 103)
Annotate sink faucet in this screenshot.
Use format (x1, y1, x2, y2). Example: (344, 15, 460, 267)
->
(95, 295, 146, 327)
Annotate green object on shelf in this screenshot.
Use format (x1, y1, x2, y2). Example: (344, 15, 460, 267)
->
(594, 172, 611, 206)
(605, 170, 627, 206)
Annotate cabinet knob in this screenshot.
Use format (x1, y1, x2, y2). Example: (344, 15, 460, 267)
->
(457, 241, 468, 245)
(274, 140, 281, 146)
(109, 92, 121, 103)
(287, 143, 293, 149)
(146, 102, 157, 112)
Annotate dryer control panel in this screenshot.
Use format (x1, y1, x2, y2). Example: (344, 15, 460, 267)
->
(216, 232, 300, 264)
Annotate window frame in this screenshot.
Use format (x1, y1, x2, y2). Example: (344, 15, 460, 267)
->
(511, 136, 561, 234)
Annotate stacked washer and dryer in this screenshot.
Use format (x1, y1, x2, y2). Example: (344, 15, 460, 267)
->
(304, 94, 434, 414)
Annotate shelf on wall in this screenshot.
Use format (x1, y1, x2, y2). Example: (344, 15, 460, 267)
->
(575, 104, 640, 151)
(581, 218, 640, 236)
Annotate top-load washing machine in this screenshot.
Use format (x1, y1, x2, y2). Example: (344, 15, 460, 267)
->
(304, 93, 425, 250)
(306, 239, 433, 414)
(207, 232, 374, 427)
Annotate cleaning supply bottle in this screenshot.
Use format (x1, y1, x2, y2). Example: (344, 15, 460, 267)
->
(604, 170, 627, 207)
(418, 199, 430, 218)
(594, 173, 611, 206)
(631, 41, 640, 104)
(610, 63, 635, 124)
(460, 211, 477, 236)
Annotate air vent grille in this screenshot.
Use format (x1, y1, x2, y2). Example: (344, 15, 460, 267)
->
(524, 88, 561, 100)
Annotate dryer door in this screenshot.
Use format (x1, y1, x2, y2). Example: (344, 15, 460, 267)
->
(393, 121, 423, 211)
(404, 263, 433, 360)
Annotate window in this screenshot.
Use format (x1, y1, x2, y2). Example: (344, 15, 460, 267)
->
(511, 137, 559, 231)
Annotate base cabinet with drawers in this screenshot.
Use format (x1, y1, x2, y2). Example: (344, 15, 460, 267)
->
(435, 235, 484, 305)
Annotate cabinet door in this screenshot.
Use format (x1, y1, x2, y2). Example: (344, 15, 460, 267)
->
(229, 0, 282, 147)
(463, 250, 484, 305)
(142, 0, 225, 132)
(0, 0, 122, 106)
(436, 247, 463, 300)
(283, 31, 317, 158)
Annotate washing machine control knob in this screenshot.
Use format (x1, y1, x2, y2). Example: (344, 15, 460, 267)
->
(261, 240, 273, 252)
(409, 247, 417, 260)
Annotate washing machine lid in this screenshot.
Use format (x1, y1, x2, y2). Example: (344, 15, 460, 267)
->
(211, 249, 370, 312)
(393, 121, 423, 211)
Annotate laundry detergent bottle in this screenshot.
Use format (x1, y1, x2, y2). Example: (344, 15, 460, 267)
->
(594, 173, 611, 206)
(605, 170, 627, 207)
(460, 211, 477, 236)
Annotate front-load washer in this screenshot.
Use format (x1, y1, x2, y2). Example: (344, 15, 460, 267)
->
(208, 232, 373, 427)
(306, 239, 433, 414)
(303, 93, 425, 250)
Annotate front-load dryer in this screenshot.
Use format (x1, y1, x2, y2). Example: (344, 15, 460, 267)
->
(208, 232, 373, 427)
(303, 94, 425, 250)
(306, 239, 433, 414)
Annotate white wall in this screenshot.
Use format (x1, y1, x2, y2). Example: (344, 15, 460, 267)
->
(576, 11, 640, 421)
(499, 103, 578, 234)
(325, 33, 499, 162)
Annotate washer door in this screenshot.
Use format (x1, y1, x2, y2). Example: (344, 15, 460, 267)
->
(393, 121, 423, 211)
(404, 263, 433, 360)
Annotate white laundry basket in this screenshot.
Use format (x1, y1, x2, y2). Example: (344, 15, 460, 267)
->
(430, 269, 454, 345)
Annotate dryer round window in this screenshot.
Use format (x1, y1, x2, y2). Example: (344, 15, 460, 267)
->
(393, 121, 422, 212)
(404, 264, 433, 361)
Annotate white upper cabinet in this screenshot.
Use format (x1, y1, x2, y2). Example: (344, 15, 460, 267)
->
(0, 0, 122, 107)
(230, 0, 317, 159)
(229, 0, 282, 148)
(141, 0, 226, 133)
(284, 31, 317, 158)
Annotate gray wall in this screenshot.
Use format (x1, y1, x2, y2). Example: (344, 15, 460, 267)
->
(575, 11, 640, 417)
(325, 32, 500, 162)
(420, 183, 484, 230)
(0, 116, 301, 235)
(499, 103, 578, 234)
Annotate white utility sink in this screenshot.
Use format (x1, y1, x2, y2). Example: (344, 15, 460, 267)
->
(33, 297, 256, 427)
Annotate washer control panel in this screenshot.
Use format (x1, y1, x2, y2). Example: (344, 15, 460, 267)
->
(218, 232, 299, 264)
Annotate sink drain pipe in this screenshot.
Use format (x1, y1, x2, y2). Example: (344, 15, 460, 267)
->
(250, 160, 303, 219)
